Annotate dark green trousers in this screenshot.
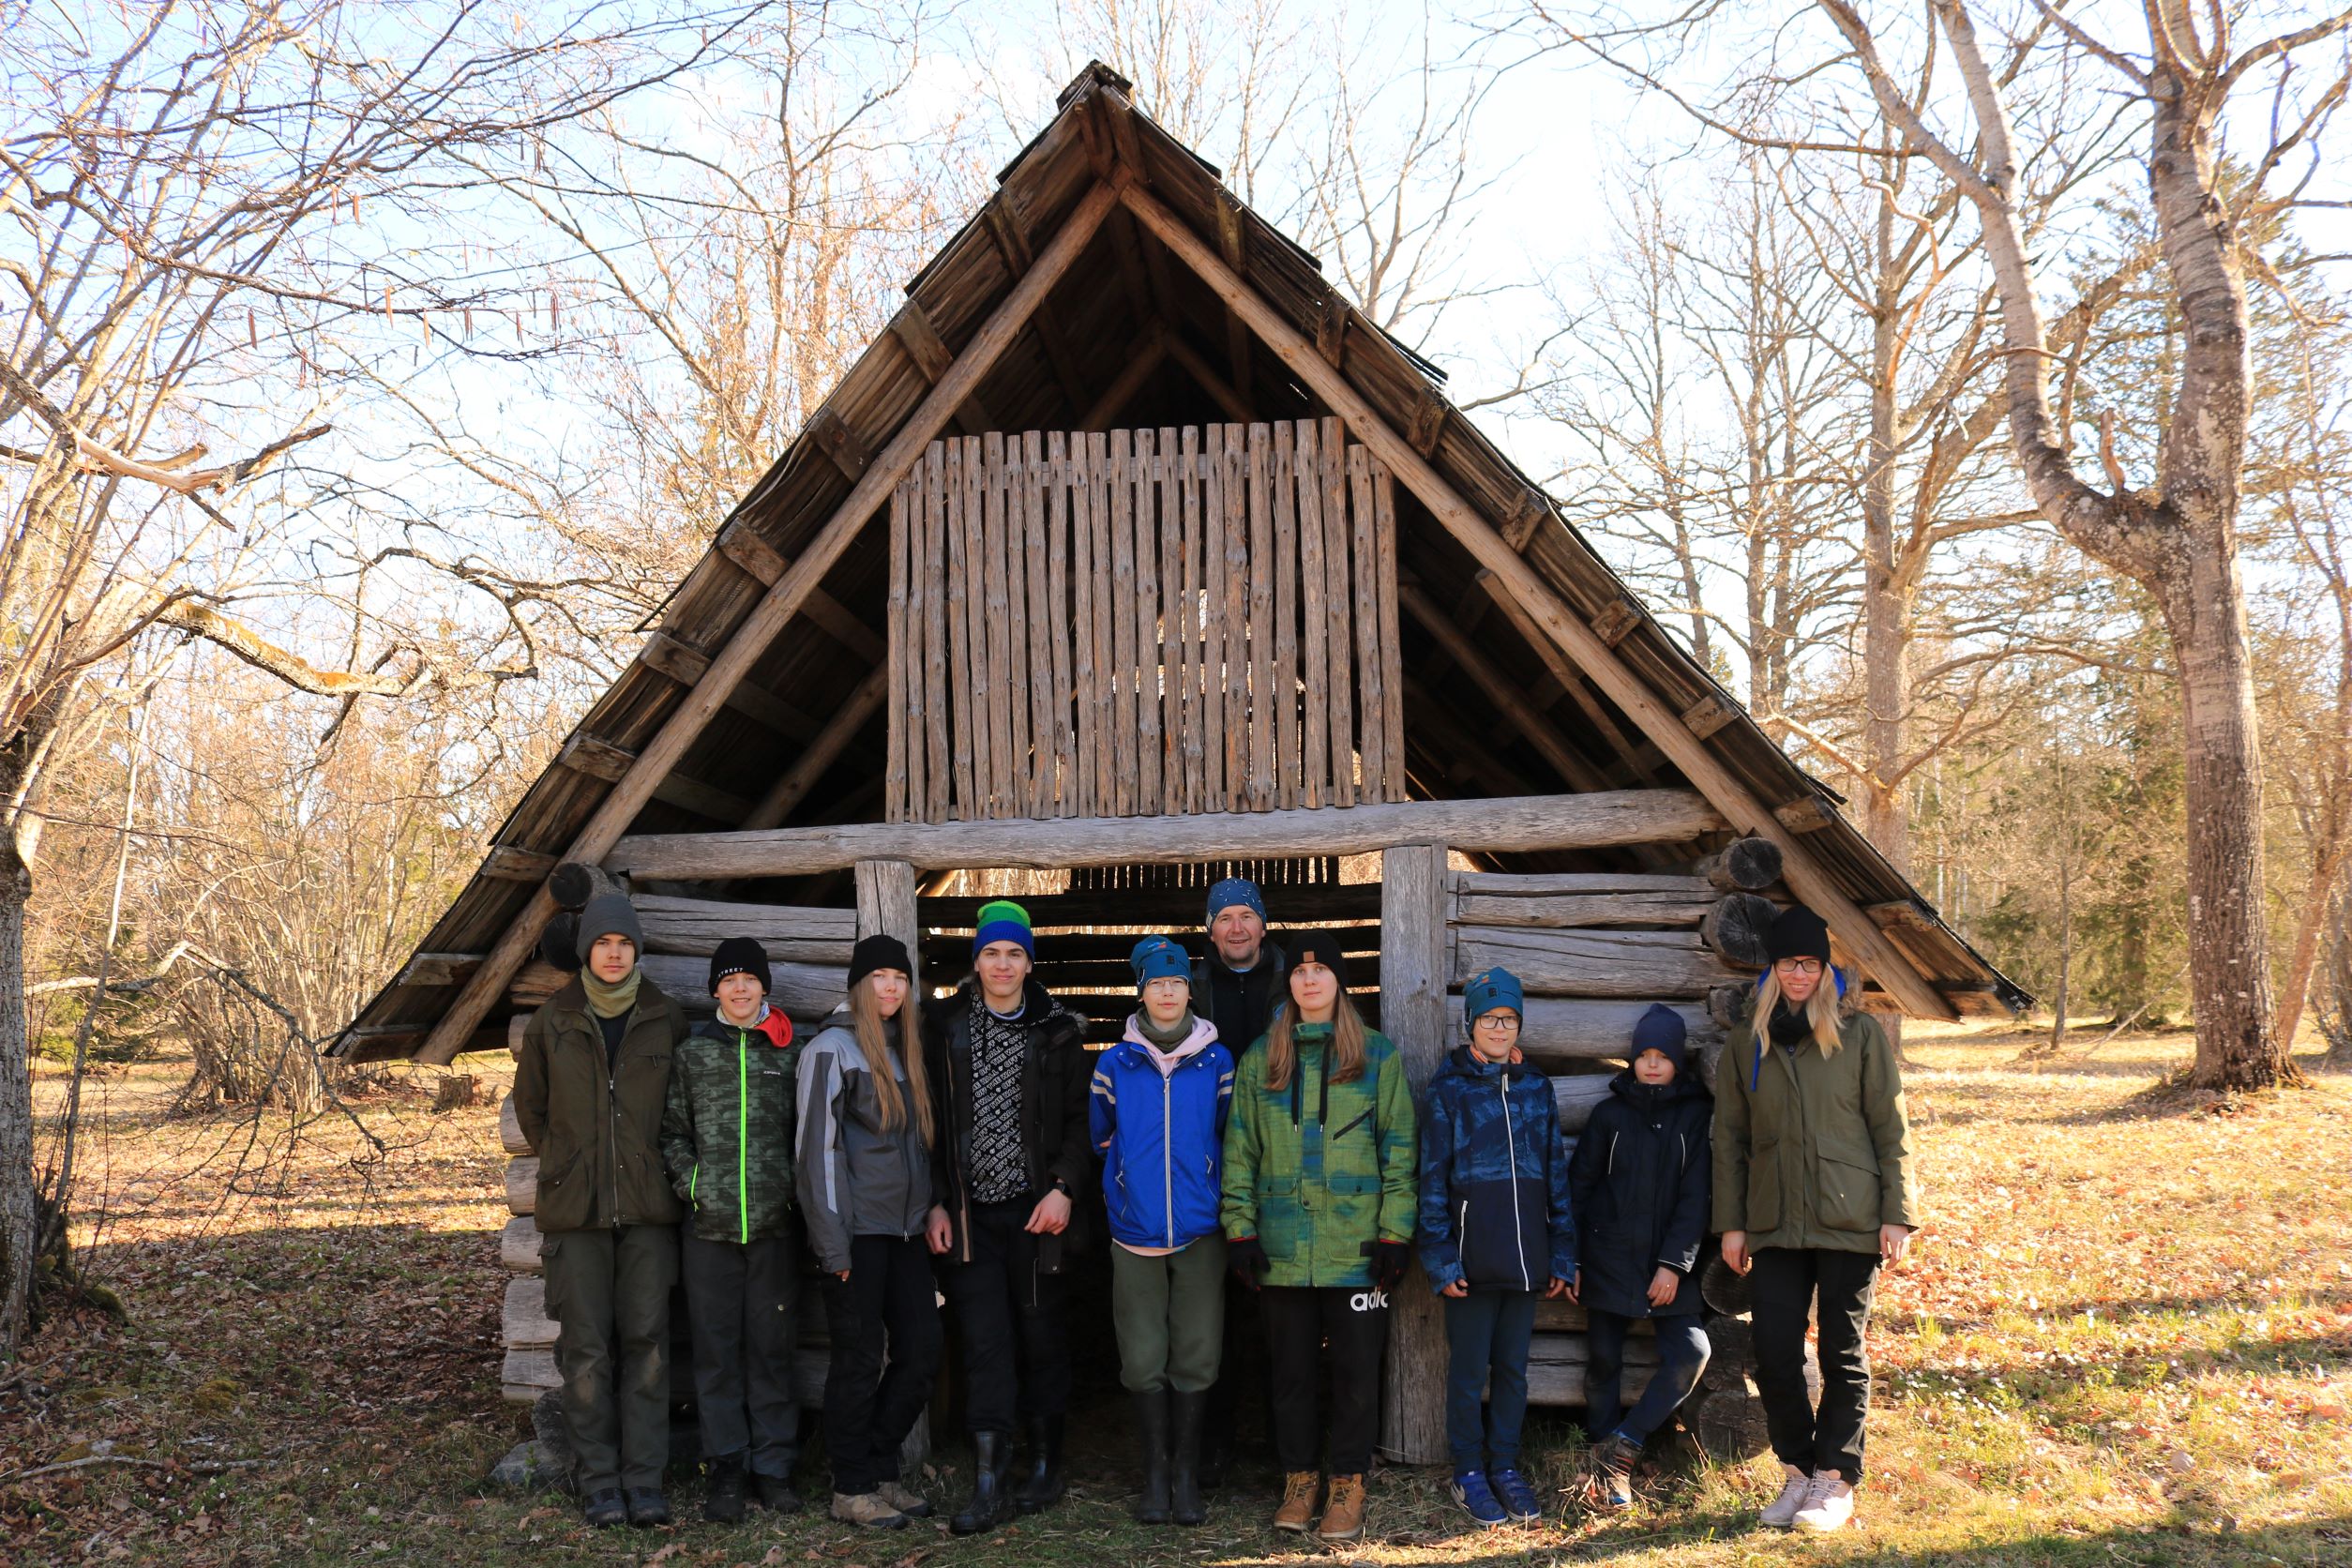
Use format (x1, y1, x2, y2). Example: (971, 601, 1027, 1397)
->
(1110, 1234, 1227, 1393)
(543, 1224, 678, 1492)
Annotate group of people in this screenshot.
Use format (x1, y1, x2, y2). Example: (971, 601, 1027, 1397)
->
(509, 876, 1915, 1543)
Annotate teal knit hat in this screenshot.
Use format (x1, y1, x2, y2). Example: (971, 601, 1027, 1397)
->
(973, 899, 1034, 957)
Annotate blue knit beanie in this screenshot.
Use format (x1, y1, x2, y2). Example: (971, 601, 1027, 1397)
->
(1462, 966, 1524, 1028)
(972, 898, 1034, 957)
(1631, 1003, 1688, 1069)
(1205, 877, 1267, 927)
(1130, 935, 1190, 990)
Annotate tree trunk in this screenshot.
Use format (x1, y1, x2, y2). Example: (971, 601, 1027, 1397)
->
(2162, 553, 2291, 1089)
(0, 828, 35, 1360)
(2272, 844, 2349, 1056)
(1860, 186, 1912, 873)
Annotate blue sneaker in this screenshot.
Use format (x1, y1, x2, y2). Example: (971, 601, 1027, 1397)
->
(1450, 1469, 1507, 1528)
(1491, 1468, 1543, 1524)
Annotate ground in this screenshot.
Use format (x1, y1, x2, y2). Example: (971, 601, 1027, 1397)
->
(4, 1025, 2349, 1566)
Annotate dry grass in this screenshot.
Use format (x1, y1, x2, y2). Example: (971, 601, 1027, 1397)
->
(4, 1024, 2348, 1565)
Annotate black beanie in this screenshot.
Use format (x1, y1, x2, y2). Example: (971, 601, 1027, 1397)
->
(1765, 904, 1833, 967)
(1286, 929, 1351, 991)
(848, 933, 914, 992)
(708, 936, 771, 996)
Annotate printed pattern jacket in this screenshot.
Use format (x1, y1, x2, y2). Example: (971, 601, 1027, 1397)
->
(1416, 1046, 1576, 1293)
(660, 1008, 798, 1244)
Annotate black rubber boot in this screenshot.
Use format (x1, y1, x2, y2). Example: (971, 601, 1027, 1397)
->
(1014, 1415, 1065, 1514)
(950, 1431, 1015, 1536)
(1168, 1390, 1208, 1527)
(1131, 1390, 1172, 1524)
(703, 1458, 747, 1523)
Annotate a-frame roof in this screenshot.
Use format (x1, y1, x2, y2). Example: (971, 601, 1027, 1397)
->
(334, 64, 2025, 1063)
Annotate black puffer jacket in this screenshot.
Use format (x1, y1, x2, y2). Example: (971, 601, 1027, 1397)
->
(923, 976, 1092, 1268)
(1567, 1070, 1712, 1318)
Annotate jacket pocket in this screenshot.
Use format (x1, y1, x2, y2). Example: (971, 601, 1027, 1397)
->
(1817, 1150, 1883, 1234)
(1746, 1138, 1782, 1233)
(536, 1150, 585, 1231)
(1330, 1109, 1371, 1140)
(1326, 1169, 1380, 1237)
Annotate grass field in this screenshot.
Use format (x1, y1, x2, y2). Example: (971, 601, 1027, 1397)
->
(5, 1025, 2349, 1565)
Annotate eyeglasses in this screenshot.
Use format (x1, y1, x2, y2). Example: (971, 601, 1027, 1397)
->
(1471, 1014, 1521, 1033)
(1775, 958, 1826, 976)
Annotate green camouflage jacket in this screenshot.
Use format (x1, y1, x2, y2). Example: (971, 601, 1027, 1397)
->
(660, 1008, 799, 1244)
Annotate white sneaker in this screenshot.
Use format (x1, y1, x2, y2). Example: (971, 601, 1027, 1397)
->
(1759, 1464, 1811, 1530)
(1792, 1470, 1855, 1532)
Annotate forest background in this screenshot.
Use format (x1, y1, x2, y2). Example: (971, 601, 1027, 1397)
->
(6, 0, 2352, 1346)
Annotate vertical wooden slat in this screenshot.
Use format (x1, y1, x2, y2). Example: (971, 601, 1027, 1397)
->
(1090, 430, 1120, 809)
(1069, 433, 1099, 818)
(900, 474, 927, 822)
(923, 443, 950, 822)
(1374, 459, 1405, 800)
(1018, 433, 1048, 814)
(1108, 429, 1138, 817)
(1001, 438, 1031, 816)
(1177, 428, 1205, 815)
(1378, 841, 1451, 1463)
(1220, 423, 1251, 811)
(944, 439, 978, 818)
(1293, 421, 1327, 811)
(1130, 428, 1163, 814)
(885, 481, 911, 823)
(1321, 419, 1355, 809)
(1245, 422, 1275, 811)
(1157, 427, 1185, 815)
(1046, 431, 1076, 818)
(1349, 444, 1386, 803)
(1199, 425, 1229, 813)
(964, 435, 998, 815)
(983, 432, 1018, 818)
(1271, 419, 1301, 811)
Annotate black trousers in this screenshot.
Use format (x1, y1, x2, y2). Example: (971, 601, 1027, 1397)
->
(1751, 1246, 1880, 1481)
(681, 1227, 801, 1477)
(936, 1197, 1071, 1435)
(1260, 1284, 1389, 1476)
(820, 1234, 944, 1495)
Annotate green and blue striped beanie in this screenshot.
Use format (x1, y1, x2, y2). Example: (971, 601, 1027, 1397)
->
(972, 899, 1034, 957)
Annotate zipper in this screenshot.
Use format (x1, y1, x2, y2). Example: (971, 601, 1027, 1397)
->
(1501, 1072, 1529, 1290)
(737, 1032, 749, 1244)
(1162, 1065, 1175, 1249)
(1457, 1199, 1470, 1276)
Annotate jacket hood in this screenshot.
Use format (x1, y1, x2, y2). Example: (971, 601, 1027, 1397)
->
(1118, 1012, 1221, 1068)
(1434, 1043, 1546, 1086)
(1607, 1064, 1712, 1105)
(696, 1005, 793, 1048)
(1739, 968, 1862, 1026)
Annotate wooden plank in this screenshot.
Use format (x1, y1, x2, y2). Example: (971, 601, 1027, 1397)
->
(1157, 428, 1185, 814)
(480, 845, 558, 882)
(1550, 1073, 1618, 1135)
(854, 859, 922, 999)
(639, 629, 712, 686)
(1200, 425, 1230, 810)
(1373, 460, 1404, 800)
(1020, 432, 1053, 814)
(1088, 431, 1119, 811)
(1108, 429, 1139, 816)
(887, 297, 996, 433)
(1295, 420, 1328, 809)
(1069, 432, 1099, 817)
(395, 952, 481, 988)
(1348, 445, 1385, 802)
(500, 1214, 541, 1274)
(1118, 180, 1956, 1022)
(806, 406, 871, 481)
(982, 431, 1017, 819)
(737, 665, 887, 832)
(1453, 925, 1746, 999)
(1321, 418, 1356, 808)
(962, 436, 998, 816)
(650, 773, 753, 825)
(1591, 597, 1643, 646)
(1175, 427, 1205, 815)
(500, 1092, 533, 1154)
(1046, 431, 1077, 817)
(1379, 843, 1449, 1465)
(1455, 890, 1717, 928)
(1271, 420, 1301, 810)
(1682, 692, 1739, 740)
(1131, 428, 1164, 815)
(943, 441, 976, 817)
(885, 483, 911, 822)
(1777, 794, 1838, 833)
(611, 789, 1726, 879)
(921, 444, 950, 822)
(558, 735, 634, 783)
(1245, 422, 1275, 811)
(1398, 580, 1611, 792)
(1001, 433, 1034, 816)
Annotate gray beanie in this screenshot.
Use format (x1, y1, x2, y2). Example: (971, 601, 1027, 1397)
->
(575, 892, 645, 963)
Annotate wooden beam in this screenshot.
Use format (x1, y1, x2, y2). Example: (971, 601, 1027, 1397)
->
(1590, 597, 1643, 647)
(854, 859, 921, 999)
(1118, 180, 1955, 1020)
(395, 953, 483, 988)
(558, 734, 634, 782)
(1777, 794, 1838, 834)
(1079, 327, 1168, 431)
(1470, 572, 1657, 786)
(480, 845, 557, 882)
(711, 524, 888, 664)
(650, 772, 756, 825)
(805, 407, 872, 482)
(609, 789, 1724, 881)
(1500, 488, 1550, 550)
(887, 300, 996, 434)
(1681, 692, 1739, 741)
(987, 197, 1092, 416)
(741, 664, 888, 832)
(1379, 843, 1448, 1465)
(1398, 580, 1612, 792)
(414, 178, 1123, 1065)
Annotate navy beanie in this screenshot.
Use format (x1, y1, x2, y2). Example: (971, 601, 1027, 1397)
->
(709, 936, 771, 996)
(1765, 904, 1833, 967)
(1130, 935, 1191, 989)
(1206, 877, 1267, 927)
(1630, 1003, 1688, 1069)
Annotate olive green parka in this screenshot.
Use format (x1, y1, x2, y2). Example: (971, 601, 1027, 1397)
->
(512, 978, 687, 1233)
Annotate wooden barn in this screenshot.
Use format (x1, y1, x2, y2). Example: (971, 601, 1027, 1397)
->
(332, 64, 2024, 1467)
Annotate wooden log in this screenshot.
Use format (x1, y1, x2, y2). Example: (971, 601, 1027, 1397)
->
(1069, 431, 1099, 816)
(1089, 430, 1120, 811)
(1550, 1073, 1616, 1135)
(481, 845, 559, 882)
(505, 1156, 537, 1216)
(1700, 1315, 1755, 1392)
(1708, 984, 1749, 1029)
(1693, 837, 1784, 892)
(395, 952, 482, 988)
(1700, 893, 1782, 970)
(503, 1346, 559, 1403)
(500, 1093, 533, 1155)
(500, 1214, 542, 1274)
(1506, 998, 1714, 1063)
(1219, 424, 1250, 807)
(631, 896, 855, 959)
(1379, 844, 1449, 1466)
(1118, 179, 1955, 1023)
(1531, 1297, 1656, 1335)
(1108, 430, 1138, 816)
(1024, 431, 1057, 814)
(1454, 924, 1747, 999)
(1455, 889, 1715, 929)
(1133, 428, 1165, 814)
(508, 1014, 528, 1057)
(548, 862, 625, 912)
(1175, 427, 1205, 813)
(1689, 1386, 1772, 1458)
(509, 954, 840, 1018)
(1373, 463, 1404, 799)
(980, 432, 1015, 816)
(918, 880, 1380, 929)
(1522, 1332, 1659, 1409)
(1700, 1253, 1755, 1317)
(609, 790, 1725, 880)
(504, 1275, 557, 1349)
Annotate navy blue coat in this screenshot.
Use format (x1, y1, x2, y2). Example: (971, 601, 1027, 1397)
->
(1415, 1047, 1576, 1293)
(1568, 1070, 1712, 1318)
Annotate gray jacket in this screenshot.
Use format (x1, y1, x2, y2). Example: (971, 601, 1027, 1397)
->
(794, 1009, 935, 1274)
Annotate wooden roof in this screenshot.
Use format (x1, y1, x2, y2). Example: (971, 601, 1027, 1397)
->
(333, 64, 2024, 1063)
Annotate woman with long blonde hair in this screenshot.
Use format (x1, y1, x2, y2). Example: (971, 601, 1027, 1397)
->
(1713, 905, 1916, 1537)
(794, 936, 943, 1530)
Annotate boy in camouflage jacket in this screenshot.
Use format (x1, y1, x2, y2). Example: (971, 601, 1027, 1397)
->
(660, 937, 803, 1521)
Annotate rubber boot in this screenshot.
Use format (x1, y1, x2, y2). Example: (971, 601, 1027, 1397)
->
(1014, 1414, 1065, 1514)
(1131, 1390, 1172, 1524)
(950, 1431, 1015, 1536)
(1168, 1390, 1208, 1527)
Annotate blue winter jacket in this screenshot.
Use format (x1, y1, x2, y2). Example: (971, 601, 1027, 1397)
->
(1416, 1047, 1576, 1293)
(1090, 1015, 1235, 1251)
(1568, 1069, 1712, 1318)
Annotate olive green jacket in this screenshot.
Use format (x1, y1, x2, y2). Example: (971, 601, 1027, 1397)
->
(1711, 1003, 1915, 1254)
(1221, 1024, 1418, 1289)
(513, 978, 688, 1233)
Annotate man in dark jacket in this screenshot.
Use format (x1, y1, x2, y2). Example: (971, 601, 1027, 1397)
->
(511, 893, 686, 1529)
(1568, 1003, 1714, 1505)
(922, 901, 1092, 1535)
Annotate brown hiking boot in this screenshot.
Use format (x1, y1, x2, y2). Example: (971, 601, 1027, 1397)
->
(1273, 1470, 1321, 1532)
(1317, 1473, 1367, 1543)
(828, 1491, 909, 1530)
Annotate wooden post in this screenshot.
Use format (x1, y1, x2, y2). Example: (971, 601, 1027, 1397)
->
(854, 860, 921, 998)
(1380, 842, 1448, 1466)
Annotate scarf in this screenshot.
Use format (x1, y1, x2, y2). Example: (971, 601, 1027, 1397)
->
(1138, 1009, 1197, 1049)
(580, 966, 641, 1020)
(1767, 1001, 1812, 1051)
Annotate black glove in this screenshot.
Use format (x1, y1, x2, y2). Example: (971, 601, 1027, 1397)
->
(1227, 1236, 1269, 1290)
(1369, 1240, 1411, 1290)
